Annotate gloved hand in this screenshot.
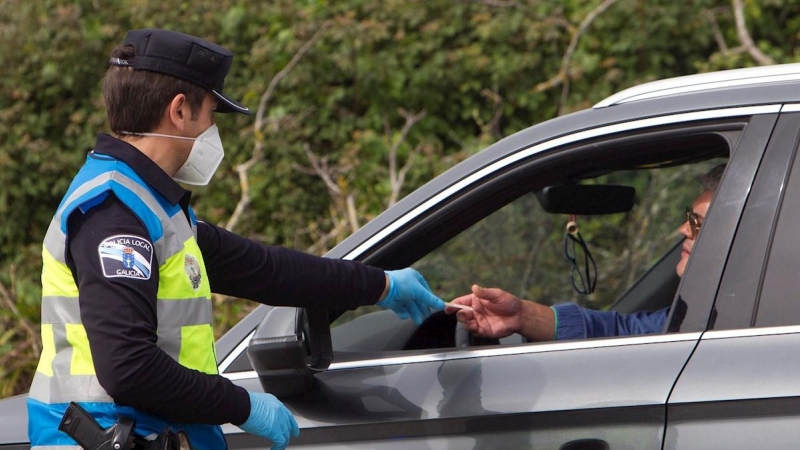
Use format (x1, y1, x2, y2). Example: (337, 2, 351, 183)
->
(377, 268, 445, 325)
(239, 391, 300, 450)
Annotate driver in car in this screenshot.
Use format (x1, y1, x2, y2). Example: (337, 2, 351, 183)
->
(446, 164, 724, 342)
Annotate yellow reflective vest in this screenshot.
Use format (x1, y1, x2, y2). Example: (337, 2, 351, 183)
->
(28, 153, 224, 449)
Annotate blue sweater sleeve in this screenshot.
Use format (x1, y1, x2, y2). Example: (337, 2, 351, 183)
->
(551, 303, 669, 340)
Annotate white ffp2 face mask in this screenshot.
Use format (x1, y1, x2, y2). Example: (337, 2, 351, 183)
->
(173, 124, 225, 185)
(118, 124, 225, 186)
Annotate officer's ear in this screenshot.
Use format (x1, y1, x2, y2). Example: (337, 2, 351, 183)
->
(166, 93, 190, 133)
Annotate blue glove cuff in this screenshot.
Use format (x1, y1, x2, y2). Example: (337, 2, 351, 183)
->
(240, 392, 262, 432)
(378, 269, 444, 325)
(239, 391, 299, 450)
(378, 273, 400, 306)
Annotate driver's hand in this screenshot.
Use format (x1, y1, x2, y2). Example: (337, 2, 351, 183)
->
(447, 285, 524, 339)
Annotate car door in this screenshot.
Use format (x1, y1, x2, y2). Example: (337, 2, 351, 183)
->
(222, 107, 778, 450)
(665, 109, 800, 449)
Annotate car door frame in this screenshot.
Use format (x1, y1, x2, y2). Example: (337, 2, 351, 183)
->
(219, 105, 781, 449)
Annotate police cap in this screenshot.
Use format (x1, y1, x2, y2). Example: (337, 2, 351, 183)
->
(110, 28, 250, 115)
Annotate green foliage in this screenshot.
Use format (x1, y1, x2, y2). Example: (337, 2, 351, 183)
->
(3, 0, 800, 397)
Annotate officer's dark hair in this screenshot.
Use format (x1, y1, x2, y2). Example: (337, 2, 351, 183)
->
(102, 45, 207, 133)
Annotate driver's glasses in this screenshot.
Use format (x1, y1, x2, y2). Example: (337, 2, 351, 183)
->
(685, 206, 702, 239)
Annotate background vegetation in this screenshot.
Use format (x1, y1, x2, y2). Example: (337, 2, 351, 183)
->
(2, 0, 799, 398)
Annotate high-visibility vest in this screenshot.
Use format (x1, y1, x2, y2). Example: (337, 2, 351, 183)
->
(28, 152, 224, 450)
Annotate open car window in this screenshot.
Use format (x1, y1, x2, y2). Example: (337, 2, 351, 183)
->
(331, 126, 734, 354)
(419, 164, 715, 310)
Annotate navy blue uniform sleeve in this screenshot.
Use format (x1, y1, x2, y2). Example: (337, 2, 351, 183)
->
(67, 195, 251, 426)
(196, 220, 386, 309)
(551, 303, 669, 340)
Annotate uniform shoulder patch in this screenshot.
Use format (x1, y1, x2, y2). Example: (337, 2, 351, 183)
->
(98, 234, 153, 280)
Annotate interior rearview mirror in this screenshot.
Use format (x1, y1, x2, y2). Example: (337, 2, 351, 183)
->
(247, 306, 332, 398)
(536, 184, 635, 215)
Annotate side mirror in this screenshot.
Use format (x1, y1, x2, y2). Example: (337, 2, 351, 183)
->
(536, 184, 635, 215)
(247, 306, 332, 398)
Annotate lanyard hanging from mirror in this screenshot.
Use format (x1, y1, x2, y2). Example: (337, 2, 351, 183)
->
(564, 214, 597, 295)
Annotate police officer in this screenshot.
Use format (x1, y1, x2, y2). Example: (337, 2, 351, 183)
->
(27, 29, 444, 450)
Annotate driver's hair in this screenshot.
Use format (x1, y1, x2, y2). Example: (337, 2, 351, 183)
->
(702, 164, 726, 192)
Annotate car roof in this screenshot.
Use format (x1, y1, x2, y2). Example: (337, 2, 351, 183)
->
(594, 63, 800, 108)
(327, 63, 800, 260)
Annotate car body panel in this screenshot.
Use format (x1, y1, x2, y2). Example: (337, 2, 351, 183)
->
(227, 334, 699, 449)
(665, 328, 800, 450)
(0, 395, 27, 446)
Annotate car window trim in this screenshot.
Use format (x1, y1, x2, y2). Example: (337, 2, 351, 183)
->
(702, 325, 800, 340)
(220, 332, 702, 381)
(343, 105, 782, 261)
(218, 330, 254, 374)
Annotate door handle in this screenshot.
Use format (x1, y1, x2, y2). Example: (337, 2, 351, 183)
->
(559, 438, 609, 450)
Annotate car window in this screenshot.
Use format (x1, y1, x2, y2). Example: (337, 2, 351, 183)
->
(418, 165, 716, 310)
(331, 129, 731, 353)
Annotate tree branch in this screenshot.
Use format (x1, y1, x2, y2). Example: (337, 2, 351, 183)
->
(298, 143, 360, 233)
(224, 23, 329, 232)
(254, 22, 331, 132)
(345, 194, 359, 235)
(732, 0, 774, 66)
(302, 143, 343, 196)
(704, 8, 729, 53)
(296, 106, 426, 247)
(387, 108, 427, 206)
(529, 0, 618, 113)
(481, 87, 504, 139)
(304, 214, 349, 255)
(557, 0, 618, 114)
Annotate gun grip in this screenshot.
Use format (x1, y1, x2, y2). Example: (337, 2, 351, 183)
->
(58, 402, 135, 450)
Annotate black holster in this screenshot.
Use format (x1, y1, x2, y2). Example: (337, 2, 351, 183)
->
(147, 428, 193, 450)
(59, 402, 192, 450)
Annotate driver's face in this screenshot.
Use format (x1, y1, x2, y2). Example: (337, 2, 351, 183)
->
(676, 189, 713, 278)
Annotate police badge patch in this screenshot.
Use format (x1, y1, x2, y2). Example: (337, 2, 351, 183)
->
(184, 254, 202, 290)
(98, 234, 153, 280)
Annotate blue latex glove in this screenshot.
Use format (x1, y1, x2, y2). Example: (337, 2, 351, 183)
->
(239, 391, 300, 450)
(377, 268, 445, 325)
